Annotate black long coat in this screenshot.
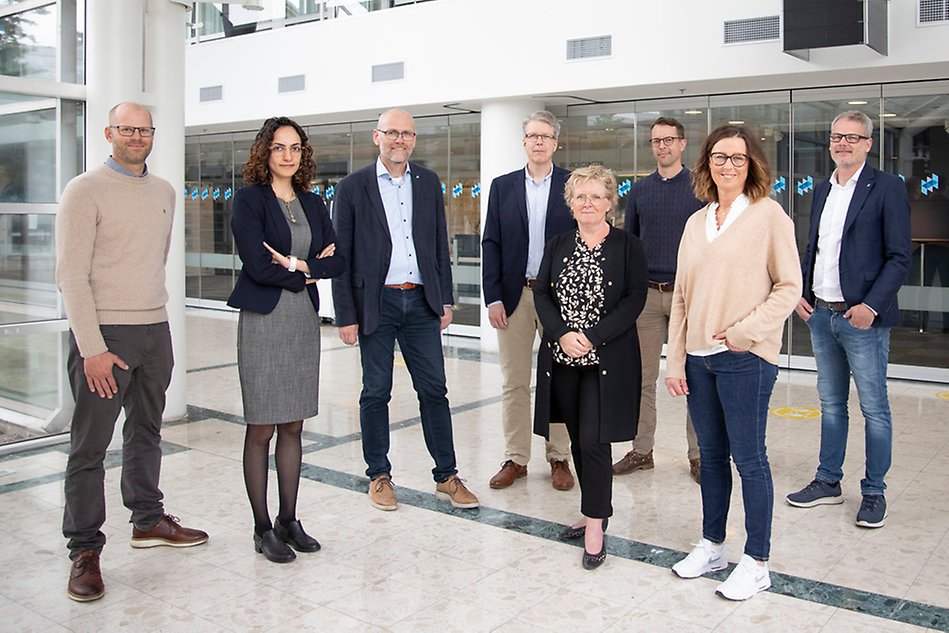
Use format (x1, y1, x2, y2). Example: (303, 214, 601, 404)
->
(533, 226, 648, 443)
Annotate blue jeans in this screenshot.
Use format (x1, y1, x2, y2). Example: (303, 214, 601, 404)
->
(807, 307, 893, 496)
(686, 352, 778, 561)
(358, 287, 457, 483)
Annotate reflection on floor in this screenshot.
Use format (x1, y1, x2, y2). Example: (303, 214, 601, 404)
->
(0, 309, 947, 632)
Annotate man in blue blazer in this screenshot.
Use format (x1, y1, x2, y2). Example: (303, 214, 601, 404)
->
(332, 108, 479, 512)
(787, 110, 911, 529)
(482, 111, 575, 491)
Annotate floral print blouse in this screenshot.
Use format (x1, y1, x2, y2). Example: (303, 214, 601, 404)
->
(552, 230, 606, 367)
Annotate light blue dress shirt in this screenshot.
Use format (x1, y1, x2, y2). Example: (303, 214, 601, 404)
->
(525, 166, 553, 279)
(106, 156, 147, 177)
(376, 158, 423, 285)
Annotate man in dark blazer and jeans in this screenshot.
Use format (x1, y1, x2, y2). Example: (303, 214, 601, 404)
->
(332, 108, 479, 512)
(482, 110, 575, 491)
(787, 110, 911, 529)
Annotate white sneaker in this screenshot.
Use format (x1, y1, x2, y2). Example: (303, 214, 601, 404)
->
(716, 554, 771, 600)
(672, 538, 727, 579)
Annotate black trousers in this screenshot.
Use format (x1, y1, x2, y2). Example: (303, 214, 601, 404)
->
(62, 323, 174, 558)
(552, 363, 612, 519)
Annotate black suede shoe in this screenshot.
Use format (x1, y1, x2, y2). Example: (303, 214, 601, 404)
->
(254, 529, 296, 563)
(274, 518, 321, 552)
(559, 516, 608, 540)
(582, 536, 607, 570)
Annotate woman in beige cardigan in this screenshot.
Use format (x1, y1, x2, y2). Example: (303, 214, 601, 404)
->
(664, 125, 801, 601)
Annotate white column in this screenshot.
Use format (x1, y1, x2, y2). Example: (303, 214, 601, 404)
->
(145, 0, 189, 420)
(478, 98, 536, 353)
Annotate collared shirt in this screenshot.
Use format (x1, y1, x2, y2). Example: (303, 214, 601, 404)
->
(106, 156, 147, 177)
(525, 165, 553, 279)
(376, 158, 423, 286)
(812, 163, 866, 302)
(692, 193, 751, 357)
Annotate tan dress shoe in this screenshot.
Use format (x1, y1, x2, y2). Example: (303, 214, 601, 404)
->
(369, 474, 398, 511)
(67, 550, 104, 602)
(131, 514, 209, 548)
(489, 460, 527, 489)
(611, 450, 654, 475)
(549, 459, 575, 490)
(435, 475, 480, 508)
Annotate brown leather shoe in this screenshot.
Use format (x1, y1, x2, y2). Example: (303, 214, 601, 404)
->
(550, 459, 575, 491)
(130, 514, 209, 549)
(690, 458, 701, 484)
(489, 460, 527, 489)
(67, 549, 104, 602)
(612, 450, 654, 475)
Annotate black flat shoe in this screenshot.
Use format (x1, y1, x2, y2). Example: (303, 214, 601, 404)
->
(559, 517, 608, 540)
(582, 537, 607, 570)
(274, 518, 321, 553)
(254, 529, 296, 563)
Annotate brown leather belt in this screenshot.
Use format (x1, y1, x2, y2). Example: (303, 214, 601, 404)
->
(385, 282, 420, 290)
(524, 278, 537, 289)
(816, 298, 848, 312)
(648, 281, 673, 292)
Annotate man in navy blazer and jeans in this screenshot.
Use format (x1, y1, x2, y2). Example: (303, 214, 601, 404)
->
(332, 108, 479, 512)
(787, 110, 910, 529)
(482, 111, 575, 491)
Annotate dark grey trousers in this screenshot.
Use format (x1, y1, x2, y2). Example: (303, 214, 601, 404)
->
(62, 323, 174, 558)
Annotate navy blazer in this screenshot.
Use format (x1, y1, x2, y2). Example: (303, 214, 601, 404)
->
(331, 162, 454, 336)
(802, 165, 911, 328)
(227, 184, 345, 314)
(481, 164, 575, 316)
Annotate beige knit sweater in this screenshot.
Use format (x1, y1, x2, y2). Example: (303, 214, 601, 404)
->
(55, 164, 176, 358)
(666, 197, 802, 378)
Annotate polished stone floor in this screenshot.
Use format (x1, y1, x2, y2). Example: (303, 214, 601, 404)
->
(0, 309, 947, 632)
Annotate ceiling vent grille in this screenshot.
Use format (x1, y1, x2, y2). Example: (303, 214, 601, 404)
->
(919, 0, 949, 23)
(724, 15, 780, 44)
(278, 74, 305, 93)
(566, 35, 612, 60)
(199, 85, 223, 102)
(372, 62, 404, 83)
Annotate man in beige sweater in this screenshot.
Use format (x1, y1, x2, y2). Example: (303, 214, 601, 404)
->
(56, 102, 207, 603)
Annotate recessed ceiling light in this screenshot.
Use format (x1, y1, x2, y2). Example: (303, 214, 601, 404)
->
(882, 113, 897, 117)
(684, 110, 703, 115)
(848, 100, 868, 105)
(728, 120, 744, 125)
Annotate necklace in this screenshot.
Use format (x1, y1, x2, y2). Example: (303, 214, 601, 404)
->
(280, 196, 297, 223)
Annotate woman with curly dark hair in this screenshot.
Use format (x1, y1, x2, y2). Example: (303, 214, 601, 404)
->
(227, 117, 344, 563)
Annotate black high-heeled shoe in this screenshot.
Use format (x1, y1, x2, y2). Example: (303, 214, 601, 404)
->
(274, 518, 321, 553)
(559, 516, 608, 540)
(254, 529, 296, 563)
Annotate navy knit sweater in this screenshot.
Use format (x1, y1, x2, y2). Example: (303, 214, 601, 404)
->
(622, 167, 704, 283)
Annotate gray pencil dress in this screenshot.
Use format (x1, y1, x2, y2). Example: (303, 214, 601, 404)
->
(237, 198, 321, 425)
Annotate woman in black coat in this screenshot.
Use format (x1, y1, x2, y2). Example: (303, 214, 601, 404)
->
(533, 164, 648, 570)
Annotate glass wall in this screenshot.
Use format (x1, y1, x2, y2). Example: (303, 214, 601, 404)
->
(185, 113, 482, 330)
(564, 82, 948, 378)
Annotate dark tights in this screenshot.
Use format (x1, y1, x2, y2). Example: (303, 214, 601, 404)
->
(242, 420, 303, 536)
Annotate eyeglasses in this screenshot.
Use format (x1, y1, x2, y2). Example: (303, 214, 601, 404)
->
(110, 125, 156, 137)
(650, 136, 682, 147)
(572, 194, 609, 205)
(525, 133, 556, 143)
(829, 133, 870, 144)
(709, 152, 748, 167)
(270, 144, 303, 155)
(376, 128, 417, 141)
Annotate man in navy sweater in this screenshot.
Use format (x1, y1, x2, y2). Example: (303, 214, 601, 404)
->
(613, 117, 704, 483)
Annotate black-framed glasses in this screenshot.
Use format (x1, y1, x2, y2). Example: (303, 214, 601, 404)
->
(709, 152, 748, 167)
(270, 144, 303, 155)
(525, 133, 556, 143)
(376, 128, 417, 141)
(829, 133, 871, 144)
(650, 136, 682, 147)
(110, 125, 156, 137)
